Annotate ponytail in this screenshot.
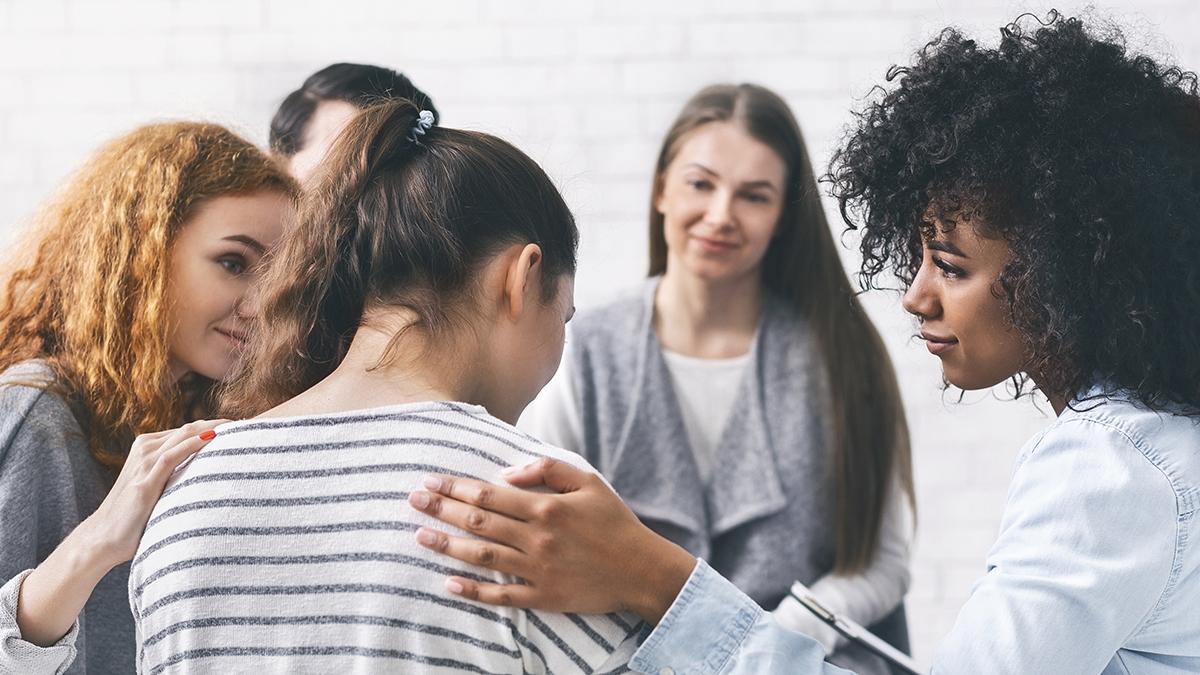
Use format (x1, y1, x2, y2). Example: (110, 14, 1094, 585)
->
(221, 100, 577, 417)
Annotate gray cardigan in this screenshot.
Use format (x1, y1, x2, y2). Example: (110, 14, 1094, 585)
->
(566, 281, 904, 674)
(0, 361, 133, 674)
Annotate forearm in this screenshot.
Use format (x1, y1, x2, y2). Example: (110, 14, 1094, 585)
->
(16, 520, 114, 647)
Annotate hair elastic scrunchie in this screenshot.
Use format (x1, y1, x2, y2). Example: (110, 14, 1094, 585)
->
(408, 109, 435, 145)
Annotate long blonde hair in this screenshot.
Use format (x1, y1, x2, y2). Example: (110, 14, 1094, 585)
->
(650, 84, 914, 572)
(0, 122, 295, 466)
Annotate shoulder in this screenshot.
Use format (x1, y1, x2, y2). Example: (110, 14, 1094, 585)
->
(1042, 394, 1200, 511)
(0, 361, 85, 469)
(569, 284, 649, 343)
(1008, 397, 1190, 547)
(462, 406, 607, 479)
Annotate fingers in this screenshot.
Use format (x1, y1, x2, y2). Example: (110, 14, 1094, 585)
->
(414, 527, 528, 578)
(158, 419, 228, 451)
(443, 577, 541, 609)
(408, 489, 532, 551)
(152, 433, 215, 479)
(418, 475, 543, 521)
(501, 457, 591, 494)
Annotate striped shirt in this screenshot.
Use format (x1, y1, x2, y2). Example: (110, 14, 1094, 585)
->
(129, 401, 642, 674)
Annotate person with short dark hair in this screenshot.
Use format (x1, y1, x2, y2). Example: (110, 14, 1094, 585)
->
(269, 62, 437, 182)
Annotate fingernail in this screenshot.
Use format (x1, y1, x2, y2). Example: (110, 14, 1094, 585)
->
(501, 466, 519, 476)
(445, 579, 464, 595)
(410, 491, 430, 509)
(416, 528, 438, 547)
(422, 476, 443, 491)
(199, 430, 217, 441)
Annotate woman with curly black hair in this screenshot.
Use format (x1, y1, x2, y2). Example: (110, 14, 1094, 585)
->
(405, 12, 1200, 673)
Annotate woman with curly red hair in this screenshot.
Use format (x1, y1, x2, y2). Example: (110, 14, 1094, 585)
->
(0, 122, 295, 674)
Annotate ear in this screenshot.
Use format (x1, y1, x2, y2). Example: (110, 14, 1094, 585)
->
(503, 243, 543, 321)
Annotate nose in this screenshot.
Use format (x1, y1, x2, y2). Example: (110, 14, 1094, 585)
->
(704, 188, 736, 230)
(234, 286, 262, 320)
(902, 257, 941, 322)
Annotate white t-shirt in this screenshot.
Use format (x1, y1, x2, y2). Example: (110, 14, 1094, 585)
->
(520, 333, 914, 653)
(661, 348, 751, 484)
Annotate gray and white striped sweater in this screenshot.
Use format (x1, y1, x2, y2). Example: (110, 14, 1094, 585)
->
(129, 401, 642, 674)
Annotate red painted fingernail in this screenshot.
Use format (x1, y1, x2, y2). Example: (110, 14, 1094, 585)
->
(199, 430, 217, 441)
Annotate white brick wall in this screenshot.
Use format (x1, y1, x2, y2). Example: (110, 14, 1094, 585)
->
(1, 0, 1197, 666)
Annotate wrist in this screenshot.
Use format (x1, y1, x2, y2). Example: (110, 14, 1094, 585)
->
(625, 529, 696, 626)
(68, 517, 125, 575)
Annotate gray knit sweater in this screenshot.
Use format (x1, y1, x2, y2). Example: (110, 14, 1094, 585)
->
(0, 361, 133, 674)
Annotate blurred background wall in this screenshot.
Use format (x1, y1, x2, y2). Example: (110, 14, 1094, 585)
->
(0, 0, 1196, 666)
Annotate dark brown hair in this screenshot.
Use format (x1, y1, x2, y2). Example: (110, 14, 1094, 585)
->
(222, 99, 577, 416)
(269, 62, 437, 156)
(650, 84, 914, 572)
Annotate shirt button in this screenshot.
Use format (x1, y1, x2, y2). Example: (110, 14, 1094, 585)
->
(659, 669, 675, 675)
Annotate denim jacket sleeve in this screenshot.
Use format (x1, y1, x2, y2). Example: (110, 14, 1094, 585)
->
(631, 559, 851, 675)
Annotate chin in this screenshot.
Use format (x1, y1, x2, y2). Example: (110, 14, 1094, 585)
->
(941, 365, 1011, 392)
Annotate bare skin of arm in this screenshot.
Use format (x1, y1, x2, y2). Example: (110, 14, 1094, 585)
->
(16, 420, 224, 646)
(408, 458, 696, 625)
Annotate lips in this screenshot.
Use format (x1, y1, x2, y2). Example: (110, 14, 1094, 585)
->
(691, 234, 738, 252)
(214, 327, 249, 347)
(920, 331, 958, 356)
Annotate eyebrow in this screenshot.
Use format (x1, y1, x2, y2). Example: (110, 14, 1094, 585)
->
(684, 162, 779, 193)
(222, 235, 266, 255)
(927, 239, 968, 258)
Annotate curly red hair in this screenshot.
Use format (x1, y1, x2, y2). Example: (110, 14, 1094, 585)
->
(0, 121, 296, 466)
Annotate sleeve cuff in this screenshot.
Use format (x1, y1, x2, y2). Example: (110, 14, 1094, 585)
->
(631, 559, 763, 675)
(0, 569, 80, 673)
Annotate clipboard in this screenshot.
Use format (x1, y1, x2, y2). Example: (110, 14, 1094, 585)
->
(788, 583, 924, 675)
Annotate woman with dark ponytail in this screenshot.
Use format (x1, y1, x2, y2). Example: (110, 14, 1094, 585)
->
(128, 100, 640, 674)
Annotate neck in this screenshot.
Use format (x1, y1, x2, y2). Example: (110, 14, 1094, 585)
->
(272, 309, 484, 418)
(654, 266, 763, 358)
(1026, 370, 1068, 416)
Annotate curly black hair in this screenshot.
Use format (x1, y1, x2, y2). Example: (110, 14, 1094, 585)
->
(827, 11, 1200, 413)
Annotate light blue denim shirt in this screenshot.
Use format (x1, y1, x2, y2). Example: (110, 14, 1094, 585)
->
(632, 390, 1200, 674)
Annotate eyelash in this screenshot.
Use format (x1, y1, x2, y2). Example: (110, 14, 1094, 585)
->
(931, 256, 965, 279)
(685, 179, 770, 204)
(217, 255, 248, 276)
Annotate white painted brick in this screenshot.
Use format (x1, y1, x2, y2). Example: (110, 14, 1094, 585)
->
(173, 0, 264, 30)
(395, 27, 506, 62)
(69, 1, 172, 32)
(690, 20, 809, 56)
(730, 55, 846, 94)
(0, 34, 170, 70)
(485, 0, 595, 22)
(10, 0, 67, 30)
(619, 59, 737, 97)
(580, 103, 642, 138)
(505, 25, 574, 60)
(0, 74, 27, 110)
(577, 23, 685, 58)
(29, 72, 134, 107)
(167, 33, 229, 67)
